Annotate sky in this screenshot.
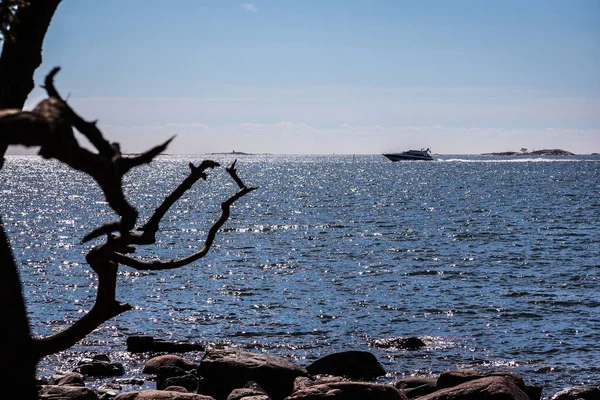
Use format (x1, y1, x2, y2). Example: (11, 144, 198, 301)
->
(16, 0, 600, 154)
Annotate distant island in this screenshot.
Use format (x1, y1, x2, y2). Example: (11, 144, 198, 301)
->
(481, 149, 575, 156)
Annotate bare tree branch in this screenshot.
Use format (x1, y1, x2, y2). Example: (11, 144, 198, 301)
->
(117, 135, 176, 175)
(116, 178, 257, 271)
(130, 160, 220, 245)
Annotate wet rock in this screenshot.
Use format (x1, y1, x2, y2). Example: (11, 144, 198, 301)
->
(114, 390, 215, 400)
(127, 335, 205, 353)
(75, 360, 125, 377)
(286, 382, 407, 400)
(306, 350, 385, 380)
(395, 377, 438, 398)
(143, 354, 197, 374)
(418, 376, 530, 400)
(197, 349, 308, 400)
(39, 385, 100, 400)
(549, 386, 600, 400)
(370, 336, 426, 350)
(49, 371, 85, 387)
(115, 378, 145, 386)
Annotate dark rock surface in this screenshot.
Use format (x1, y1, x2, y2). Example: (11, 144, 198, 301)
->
(306, 350, 386, 380)
(370, 336, 426, 350)
(395, 377, 438, 398)
(286, 382, 408, 400)
(549, 385, 600, 400)
(197, 349, 308, 400)
(115, 390, 215, 399)
(143, 354, 197, 374)
(39, 385, 100, 400)
(127, 335, 205, 353)
(418, 376, 530, 400)
(48, 371, 85, 387)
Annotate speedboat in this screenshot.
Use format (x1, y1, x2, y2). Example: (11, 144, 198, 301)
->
(383, 148, 433, 161)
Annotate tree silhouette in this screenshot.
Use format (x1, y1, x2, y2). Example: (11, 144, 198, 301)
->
(0, 2, 256, 398)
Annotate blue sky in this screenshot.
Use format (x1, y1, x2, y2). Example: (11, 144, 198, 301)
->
(19, 0, 600, 154)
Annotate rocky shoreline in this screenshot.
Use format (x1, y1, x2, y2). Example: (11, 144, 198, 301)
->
(480, 149, 575, 156)
(35, 336, 598, 400)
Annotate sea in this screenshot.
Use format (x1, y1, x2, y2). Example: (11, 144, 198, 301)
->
(1, 154, 599, 397)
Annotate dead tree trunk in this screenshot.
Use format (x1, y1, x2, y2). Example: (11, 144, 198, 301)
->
(0, 2, 61, 397)
(0, 0, 62, 109)
(0, 218, 38, 400)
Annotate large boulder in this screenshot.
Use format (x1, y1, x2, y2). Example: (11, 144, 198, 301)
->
(285, 382, 407, 400)
(197, 349, 309, 400)
(395, 377, 438, 398)
(436, 370, 525, 390)
(143, 354, 197, 374)
(227, 382, 271, 400)
(115, 390, 214, 400)
(549, 386, 600, 400)
(48, 371, 85, 387)
(418, 376, 530, 400)
(306, 351, 385, 380)
(39, 385, 99, 400)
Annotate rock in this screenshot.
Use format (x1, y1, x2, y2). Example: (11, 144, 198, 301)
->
(39, 385, 100, 400)
(127, 336, 205, 353)
(165, 386, 192, 393)
(228, 382, 271, 400)
(395, 377, 438, 398)
(143, 355, 197, 374)
(293, 376, 349, 392)
(306, 351, 385, 380)
(285, 382, 407, 400)
(115, 378, 145, 386)
(97, 383, 122, 397)
(549, 386, 600, 400)
(75, 360, 125, 377)
(155, 366, 193, 389)
(114, 390, 215, 400)
(418, 376, 530, 400)
(163, 373, 200, 393)
(49, 371, 86, 387)
(197, 349, 308, 400)
(436, 369, 525, 390)
(370, 336, 426, 350)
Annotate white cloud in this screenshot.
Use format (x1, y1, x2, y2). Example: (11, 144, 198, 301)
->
(242, 3, 257, 12)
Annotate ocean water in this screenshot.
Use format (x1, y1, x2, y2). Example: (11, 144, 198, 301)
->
(1, 154, 599, 397)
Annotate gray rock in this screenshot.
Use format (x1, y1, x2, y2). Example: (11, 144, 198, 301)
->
(306, 351, 385, 380)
